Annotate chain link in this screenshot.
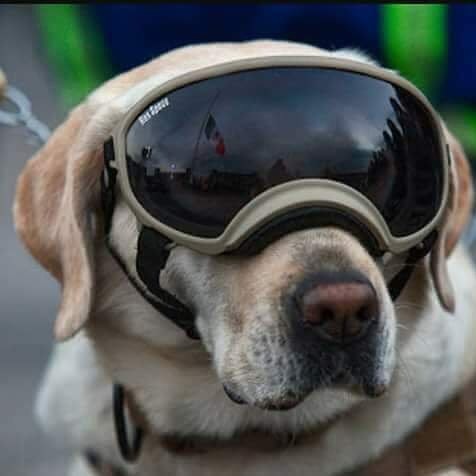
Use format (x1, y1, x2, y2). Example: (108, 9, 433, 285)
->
(0, 84, 50, 145)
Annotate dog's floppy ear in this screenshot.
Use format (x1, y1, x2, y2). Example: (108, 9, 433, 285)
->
(13, 105, 103, 340)
(430, 129, 474, 313)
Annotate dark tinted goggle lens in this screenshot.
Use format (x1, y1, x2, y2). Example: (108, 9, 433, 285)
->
(125, 67, 444, 238)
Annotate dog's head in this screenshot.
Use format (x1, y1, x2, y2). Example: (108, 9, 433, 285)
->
(14, 41, 473, 436)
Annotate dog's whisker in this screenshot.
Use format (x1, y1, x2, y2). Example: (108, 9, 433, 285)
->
(395, 355, 419, 397)
(395, 301, 426, 311)
(395, 324, 432, 350)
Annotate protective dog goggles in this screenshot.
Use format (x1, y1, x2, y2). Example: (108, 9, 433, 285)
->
(106, 56, 449, 257)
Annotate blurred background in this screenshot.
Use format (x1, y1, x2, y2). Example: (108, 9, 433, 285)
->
(1, 4, 475, 475)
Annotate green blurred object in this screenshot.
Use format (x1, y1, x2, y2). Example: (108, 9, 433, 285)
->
(382, 4, 448, 100)
(382, 4, 476, 161)
(35, 4, 112, 109)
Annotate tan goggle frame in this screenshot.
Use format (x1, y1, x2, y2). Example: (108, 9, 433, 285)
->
(108, 55, 450, 256)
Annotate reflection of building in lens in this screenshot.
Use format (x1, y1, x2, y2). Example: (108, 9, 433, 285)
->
(212, 170, 262, 192)
(366, 149, 395, 207)
(333, 172, 369, 192)
(188, 166, 262, 194)
(318, 162, 368, 192)
(127, 159, 165, 193)
(166, 163, 187, 180)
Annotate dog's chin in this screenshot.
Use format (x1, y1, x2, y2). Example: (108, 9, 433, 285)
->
(223, 371, 390, 412)
(224, 385, 305, 411)
(224, 384, 304, 411)
(253, 397, 305, 412)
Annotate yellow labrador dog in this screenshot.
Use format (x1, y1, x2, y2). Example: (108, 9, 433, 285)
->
(14, 40, 476, 476)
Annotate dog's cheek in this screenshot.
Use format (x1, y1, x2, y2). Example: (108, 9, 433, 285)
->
(366, 260, 399, 381)
(194, 304, 229, 358)
(164, 250, 239, 360)
(376, 287, 398, 386)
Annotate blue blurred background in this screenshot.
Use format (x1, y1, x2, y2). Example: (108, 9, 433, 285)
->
(38, 3, 476, 158)
(1, 4, 475, 475)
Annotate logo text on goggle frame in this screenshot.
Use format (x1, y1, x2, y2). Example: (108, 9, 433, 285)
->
(138, 97, 170, 126)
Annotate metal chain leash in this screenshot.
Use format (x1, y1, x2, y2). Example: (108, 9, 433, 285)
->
(0, 69, 50, 145)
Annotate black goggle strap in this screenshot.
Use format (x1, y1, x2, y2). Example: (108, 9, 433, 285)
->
(232, 206, 384, 258)
(101, 138, 118, 235)
(135, 227, 199, 340)
(101, 138, 200, 341)
(387, 229, 438, 301)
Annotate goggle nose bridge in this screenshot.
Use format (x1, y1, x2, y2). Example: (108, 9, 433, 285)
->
(228, 206, 385, 258)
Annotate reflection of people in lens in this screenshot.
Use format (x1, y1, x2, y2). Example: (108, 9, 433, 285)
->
(267, 158, 292, 187)
(367, 149, 395, 208)
(141, 146, 152, 162)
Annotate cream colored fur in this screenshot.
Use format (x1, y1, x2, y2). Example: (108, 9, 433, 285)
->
(14, 40, 476, 476)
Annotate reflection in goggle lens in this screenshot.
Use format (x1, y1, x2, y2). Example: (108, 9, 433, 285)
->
(126, 67, 443, 238)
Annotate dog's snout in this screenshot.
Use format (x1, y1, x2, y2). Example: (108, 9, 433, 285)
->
(297, 272, 378, 344)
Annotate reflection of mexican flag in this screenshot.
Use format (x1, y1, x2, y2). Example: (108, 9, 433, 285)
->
(204, 114, 226, 156)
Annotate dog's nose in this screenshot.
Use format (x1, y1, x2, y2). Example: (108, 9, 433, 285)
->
(297, 272, 378, 344)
